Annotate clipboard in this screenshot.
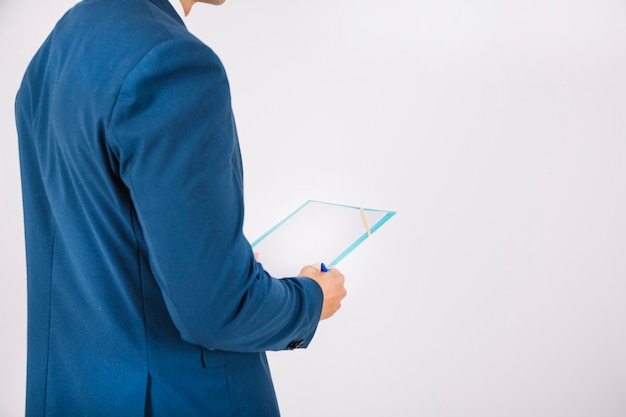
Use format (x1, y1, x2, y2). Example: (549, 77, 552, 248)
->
(250, 200, 396, 277)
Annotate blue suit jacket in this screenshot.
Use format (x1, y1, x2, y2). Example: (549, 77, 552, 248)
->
(15, 0, 323, 415)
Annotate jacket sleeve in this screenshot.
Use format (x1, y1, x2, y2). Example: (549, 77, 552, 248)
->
(108, 38, 323, 352)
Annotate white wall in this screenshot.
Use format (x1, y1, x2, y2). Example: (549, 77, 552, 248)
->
(2, 1, 626, 416)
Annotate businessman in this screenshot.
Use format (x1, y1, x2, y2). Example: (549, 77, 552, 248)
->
(15, 0, 347, 415)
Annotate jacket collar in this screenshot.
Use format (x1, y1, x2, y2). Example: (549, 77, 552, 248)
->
(148, 0, 185, 26)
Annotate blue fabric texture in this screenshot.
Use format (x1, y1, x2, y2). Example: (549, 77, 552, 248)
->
(15, 0, 323, 415)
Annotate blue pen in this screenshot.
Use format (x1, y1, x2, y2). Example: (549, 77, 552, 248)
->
(320, 263, 328, 272)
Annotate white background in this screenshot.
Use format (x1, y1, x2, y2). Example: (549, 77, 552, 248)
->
(2, 0, 626, 416)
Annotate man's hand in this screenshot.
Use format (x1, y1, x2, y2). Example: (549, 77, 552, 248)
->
(298, 265, 347, 320)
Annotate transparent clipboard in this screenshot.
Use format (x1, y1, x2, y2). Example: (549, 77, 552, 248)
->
(250, 200, 396, 277)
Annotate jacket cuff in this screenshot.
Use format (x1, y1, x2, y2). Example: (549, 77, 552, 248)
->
(283, 276, 323, 350)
